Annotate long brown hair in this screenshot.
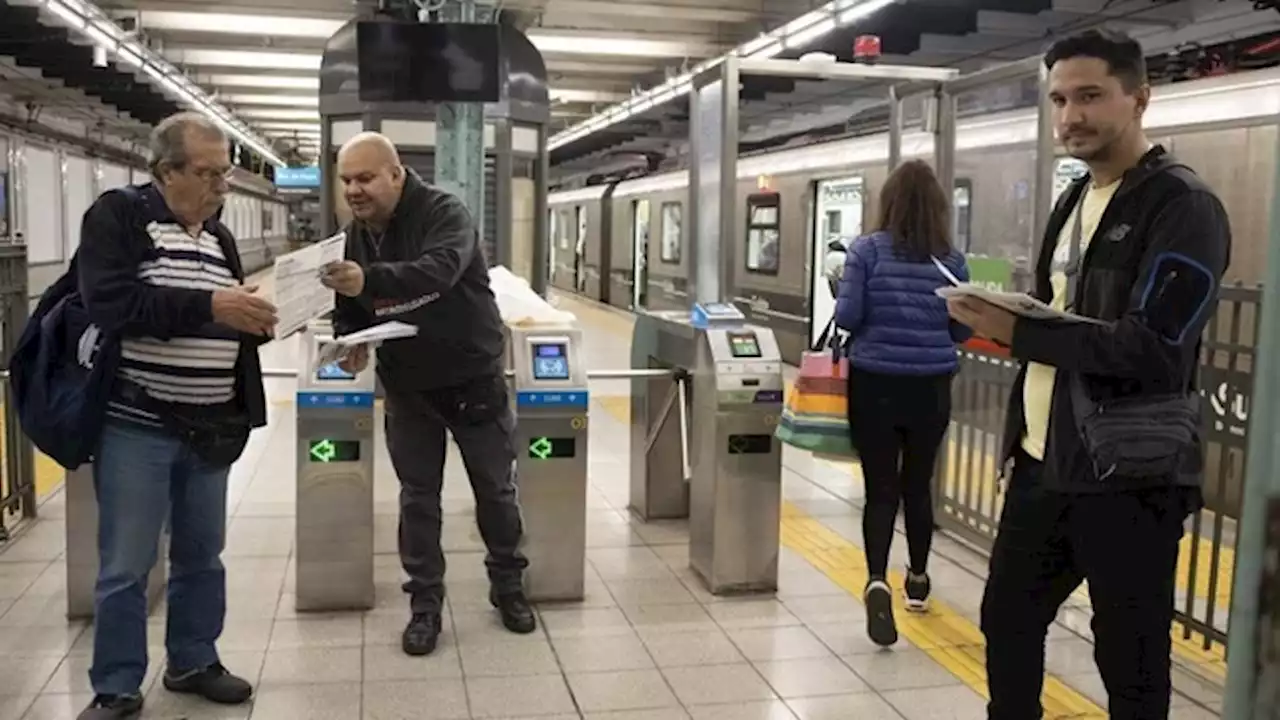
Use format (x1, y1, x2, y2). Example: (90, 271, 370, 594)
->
(876, 159, 953, 261)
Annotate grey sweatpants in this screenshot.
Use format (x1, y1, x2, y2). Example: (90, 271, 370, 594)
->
(384, 375, 528, 614)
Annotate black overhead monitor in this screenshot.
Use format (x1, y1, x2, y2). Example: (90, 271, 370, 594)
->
(356, 21, 501, 104)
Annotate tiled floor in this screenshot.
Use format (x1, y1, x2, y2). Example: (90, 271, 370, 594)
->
(0, 291, 1226, 719)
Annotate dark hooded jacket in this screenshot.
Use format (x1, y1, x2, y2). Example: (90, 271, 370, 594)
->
(333, 170, 504, 392)
(1000, 145, 1231, 494)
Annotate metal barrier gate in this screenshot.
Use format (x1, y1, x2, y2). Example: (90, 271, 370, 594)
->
(0, 244, 33, 538)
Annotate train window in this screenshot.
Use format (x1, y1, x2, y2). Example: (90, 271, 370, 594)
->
(558, 210, 572, 249)
(0, 170, 8, 240)
(660, 202, 681, 263)
(744, 192, 781, 275)
(953, 179, 973, 253)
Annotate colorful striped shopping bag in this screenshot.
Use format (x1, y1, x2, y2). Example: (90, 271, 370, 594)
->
(775, 341, 857, 461)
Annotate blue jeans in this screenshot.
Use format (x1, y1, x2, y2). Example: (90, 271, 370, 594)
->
(90, 421, 230, 696)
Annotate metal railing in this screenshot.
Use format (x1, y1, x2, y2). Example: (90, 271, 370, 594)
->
(937, 281, 1262, 655)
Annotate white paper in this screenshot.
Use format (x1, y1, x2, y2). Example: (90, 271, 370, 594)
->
(273, 233, 347, 339)
(931, 256, 1107, 325)
(314, 321, 420, 369)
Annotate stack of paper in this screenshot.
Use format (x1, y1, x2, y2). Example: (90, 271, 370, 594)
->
(315, 321, 419, 368)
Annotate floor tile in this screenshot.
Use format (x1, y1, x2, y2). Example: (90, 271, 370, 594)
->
(466, 674, 577, 718)
(552, 633, 656, 673)
(881, 684, 988, 720)
(639, 629, 744, 668)
(686, 701, 798, 720)
(840, 649, 967, 692)
(460, 637, 561, 677)
(785, 692, 906, 720)
(361, 679, 470, 719)
(249, 682, 362, 718)
(753, 657, 868, 698)
(728, 626, 833, 662)
(362, 640, 462, 681)
(567, 669, 680, 713)
(661, 663, 776, 706)
(258, 647, 363, 686)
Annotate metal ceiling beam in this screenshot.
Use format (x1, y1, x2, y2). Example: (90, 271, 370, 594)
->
(544, 58, 657, 76)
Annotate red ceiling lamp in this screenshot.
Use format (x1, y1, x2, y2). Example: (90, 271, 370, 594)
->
(853, 35, 882, 64)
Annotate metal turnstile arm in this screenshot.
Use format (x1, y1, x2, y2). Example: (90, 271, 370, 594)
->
(676, 373, 691, 484)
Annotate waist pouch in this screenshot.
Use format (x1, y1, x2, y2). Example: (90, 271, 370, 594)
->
(117, 381, 251, 468)
(1068, 373, 1201, 482)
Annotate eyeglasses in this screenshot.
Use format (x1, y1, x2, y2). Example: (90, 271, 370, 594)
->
(189, 165, 235, 183)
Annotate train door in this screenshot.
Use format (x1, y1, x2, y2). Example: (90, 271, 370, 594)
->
(574, 205, 587, 292)
(631, 199, 650, 309)
(808, 176, 864, 349)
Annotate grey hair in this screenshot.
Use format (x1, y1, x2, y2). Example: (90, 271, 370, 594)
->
(148, 112, 226, 180)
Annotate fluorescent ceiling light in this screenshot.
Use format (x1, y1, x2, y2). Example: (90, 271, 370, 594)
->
(204, 74, 320, 90)
(39, 0, 285, 167)
(787, 18, 836, 49)
(529, 33, 715, 58)
(221, 93, 318, 108)
(550, 0, 896, 150)
(237, 108, 321, 120)
(254, 121, 321, 131)
(840, 0, 897, 23)
(168, 48, 321, 71)
(550, 88, 629, 103)
(129, 10, 343, 39)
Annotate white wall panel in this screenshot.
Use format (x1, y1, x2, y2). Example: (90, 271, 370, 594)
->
(23, 145, 61, 263)
(100, 163, 129, 191)
(63, 155, 92, 256)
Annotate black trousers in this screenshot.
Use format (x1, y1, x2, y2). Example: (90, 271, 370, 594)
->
(981, 451, 1192, 719)
(846, 368, 952, 578)
(384, 374, 528, 615)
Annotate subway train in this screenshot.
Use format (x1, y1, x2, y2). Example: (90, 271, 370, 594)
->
(0, 129, 292, 311)
(548, 64, 1280, 366)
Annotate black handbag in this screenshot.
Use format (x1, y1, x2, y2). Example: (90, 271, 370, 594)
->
(1067, 372, 1202, 482)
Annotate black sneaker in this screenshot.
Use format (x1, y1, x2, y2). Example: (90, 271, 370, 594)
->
(163, 663, 252, 705)
(904, 569, 931, 613)
(77, 694, 143, 720)
(490, 589, 537, 634)
(403, 612, 442, 656)
(864, 578, 898, 647)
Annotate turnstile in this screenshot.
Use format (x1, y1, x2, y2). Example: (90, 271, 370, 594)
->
(686, 303, 785, 595)
(508, 324, 589, 602)
(295, 321, 376, 611)
(628, 310, 697, 521)
(66, 464, 168, 619)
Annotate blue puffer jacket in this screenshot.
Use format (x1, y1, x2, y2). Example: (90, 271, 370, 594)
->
(834, 230, 972, 376)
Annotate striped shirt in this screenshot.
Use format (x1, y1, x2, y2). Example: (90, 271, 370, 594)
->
(108, 220, 242, 427)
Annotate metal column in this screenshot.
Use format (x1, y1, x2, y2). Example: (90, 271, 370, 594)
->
(1223, 117, 1280, 718)
(435, 0, 493, 242)
(932, 85, 956, 212)
(687, 56, 740, 306)
(887, 85, 902, 171)
(1032, 61, 1059, 263)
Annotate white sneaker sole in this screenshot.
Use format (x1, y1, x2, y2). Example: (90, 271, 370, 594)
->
(904, 596, 930, 614)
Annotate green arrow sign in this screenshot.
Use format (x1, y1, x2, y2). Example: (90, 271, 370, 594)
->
(529, 437, 553, 460)
(310, 439, 337, 463)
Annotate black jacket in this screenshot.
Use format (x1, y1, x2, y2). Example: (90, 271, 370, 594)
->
(333, 170, 504, 392)
(76, 183, 268, 429)
(1000, 145, 1231, 493)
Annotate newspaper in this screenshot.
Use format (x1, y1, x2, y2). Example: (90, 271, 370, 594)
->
(314, 321, 419, 368)
(930, 256, 1108, 326)
(273, 233, 347, 339)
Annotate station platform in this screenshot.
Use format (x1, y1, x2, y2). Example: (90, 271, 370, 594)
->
(0, 288, 1227, 719)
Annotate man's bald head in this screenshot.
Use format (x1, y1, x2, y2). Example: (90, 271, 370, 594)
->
(337, 131, 406, 227)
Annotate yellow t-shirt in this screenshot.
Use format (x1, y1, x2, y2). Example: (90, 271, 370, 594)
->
(1021, 179, 1121, 460)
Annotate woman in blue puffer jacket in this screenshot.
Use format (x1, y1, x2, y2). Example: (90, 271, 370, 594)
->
(834, 159, 971, 648)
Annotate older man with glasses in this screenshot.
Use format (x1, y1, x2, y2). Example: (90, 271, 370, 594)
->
(74, 111, 278, 720)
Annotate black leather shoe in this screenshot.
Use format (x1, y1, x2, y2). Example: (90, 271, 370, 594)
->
(403, 612, 442, 656)
(77, 694, 143, 720)
(163, 663, 253, 705)
(490, 590, 537, 634)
